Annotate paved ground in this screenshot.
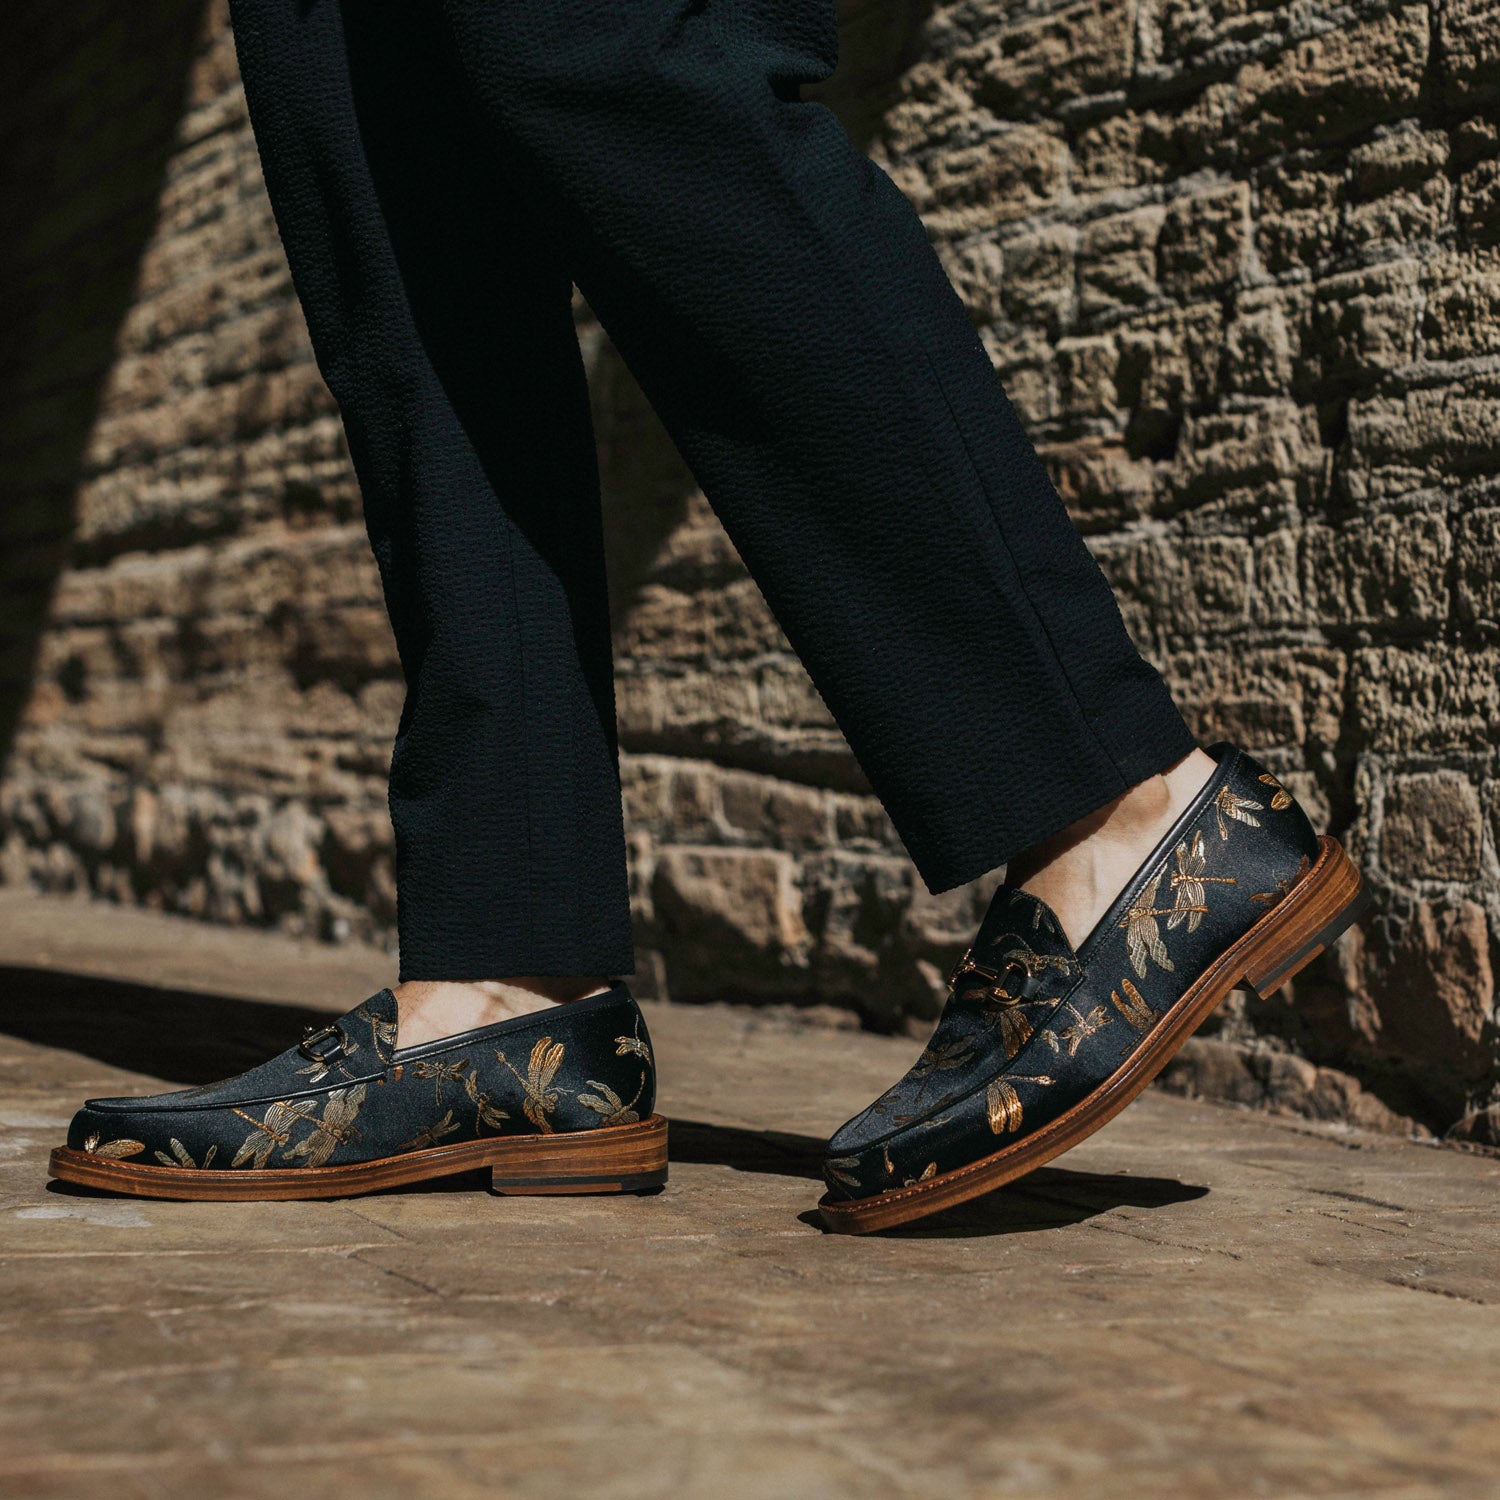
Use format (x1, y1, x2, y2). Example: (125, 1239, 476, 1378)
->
(1, 889, 1498, 1499)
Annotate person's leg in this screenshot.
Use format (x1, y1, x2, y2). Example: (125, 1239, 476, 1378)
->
(430, 0, 1202, 910)
(227, 0, 632, 1042)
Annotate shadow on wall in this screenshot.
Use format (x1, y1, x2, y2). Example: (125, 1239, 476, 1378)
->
(0, 1, 210, 768)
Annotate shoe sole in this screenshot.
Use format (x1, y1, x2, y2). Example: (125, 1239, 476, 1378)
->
(818, 834, 1367, 1235)
(48, 1114, 669, 1201)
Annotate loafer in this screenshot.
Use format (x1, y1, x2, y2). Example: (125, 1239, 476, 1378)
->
(817, 741, 1368, 1234)
(49, 980, 667, 1200)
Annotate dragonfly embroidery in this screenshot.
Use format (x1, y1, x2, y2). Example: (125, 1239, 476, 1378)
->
(1258, 771, 1293, 810)
(985, 1073, 1055, 1134)
(1215, 784, 1264, 840)
(497, 1037, 568, 1132)
(578, 1074, 646, 1126)
(396, 1109, 462, 1153)
(1119, 867, 1176, 977)
(1110, 977, 1155, 1030)
(154, 1137, 217, 1169)
(1251, 853, 1311, 907)
(230, 1099, 319, 1169)
(1168, 829, 1237, 932)
(1042, 1003, 1110, 1058)
(282, 1085, 367, 1168)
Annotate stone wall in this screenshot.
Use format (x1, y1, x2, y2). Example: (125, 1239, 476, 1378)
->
(2, 0, 1497, 1140)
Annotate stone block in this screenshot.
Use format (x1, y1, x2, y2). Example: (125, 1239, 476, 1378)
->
(1345, 128, 1452, 248)
(1157, 184, 1249, 299)
(1223, 289, 1296, 396)
(1455, 508, 1500, 623)
(650, 846, 811, 996)
(667, 763, 718, 840)
(1114, 302, 1225, 446)
(619, 757, 672, 830)
(1237, 5, 1430, 156)
(876, 61, 975, 157)
(903, 126, 1069, 236)
(974, 0, 1133, 117)
(1078, 207, 1163, 319)
(1353, 645, 1500, 754)
(718, 771, 830, 850)
(1301, 262, 1421, 395)
(1151, 0, 1282, 67)
(1055, 336, 1120, 421)
(1072, 112, 1147, 193)
(1456, 157, 1500, 245)
(1343, 896, 1495, 1082)
(1253, 161, 1344, 275)
(1301, 510, 1451, 628)
(1381, 771, 1484, 882)
(1441, 0, 1500, 106)
(1037, 438, 1156, 531)
(1165, 401, 1325, 513)
(1164, 646, 1346, 751)
(1421, 251, 1500, 361)
(1345, 378, 1500, 501)
(1138, 84, 1240, 175)
(1000, 226, 1077, 335)
(1092, 533, 1252, 642)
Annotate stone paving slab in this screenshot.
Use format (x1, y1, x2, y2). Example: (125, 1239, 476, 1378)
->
(0, 891, 1498, 1498)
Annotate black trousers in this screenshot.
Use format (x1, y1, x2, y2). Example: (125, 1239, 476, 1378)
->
(226, 0, 1197, 980)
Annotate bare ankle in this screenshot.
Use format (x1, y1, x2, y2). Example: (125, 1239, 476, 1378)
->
(392, 975, 611, 1050)
(1006, 748, 1217, 948)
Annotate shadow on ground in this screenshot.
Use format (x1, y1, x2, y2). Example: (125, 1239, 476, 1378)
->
(675, 1116, 1208, 1236)
(0, 965, 333, 1086)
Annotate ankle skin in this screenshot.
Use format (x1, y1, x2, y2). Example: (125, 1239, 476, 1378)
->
(393, 976, 612, 1050)
(1005, 748, 1220, 949)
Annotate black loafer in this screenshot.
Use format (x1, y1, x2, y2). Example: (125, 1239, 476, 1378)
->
(50, 981, 667, 1200)
(817, 742, 1368, 1233)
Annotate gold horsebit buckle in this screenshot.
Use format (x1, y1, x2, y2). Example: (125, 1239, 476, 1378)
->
(946, 947, 1024, 1006)
(298, 1022, 346, 1062)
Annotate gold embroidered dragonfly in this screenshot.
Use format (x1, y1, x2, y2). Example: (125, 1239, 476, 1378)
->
(1119, 868, 1176, 977)
(1215, 783, 1264, 840)
(461, 1069, 510, 1131)
(230, 1099, 319, 1169)
(1041, 1003, 1110, 1058)
(282, 1084, 367, 1168)
(985, 1073, 1055, 1134)
(354, 1001, 399, 1052)
(825, 1155, 863, 1190)
(1258, 771, 1293, 810)
(578, 1074, 646, 1126)
(396, 1110, 462, 1153)
(82, 1135, 144, 1159)
(413, 1057, 471, 1105)
(1248, 858, 1308, 900)
(1251, 853, 1311, 907)
(984, 996, 1036, 1060)
(1168, 829, 1238, 932)
(1110, 977, 1154, 1030)
(154, 1137, 217, 1169)
(909, 1034, 978, 1101)
(614, 1020, 652, 1065)
(902, 1161, 938, 1188)
(953, 970, 1046, 1061)
(497, 1037, 567, 1132)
